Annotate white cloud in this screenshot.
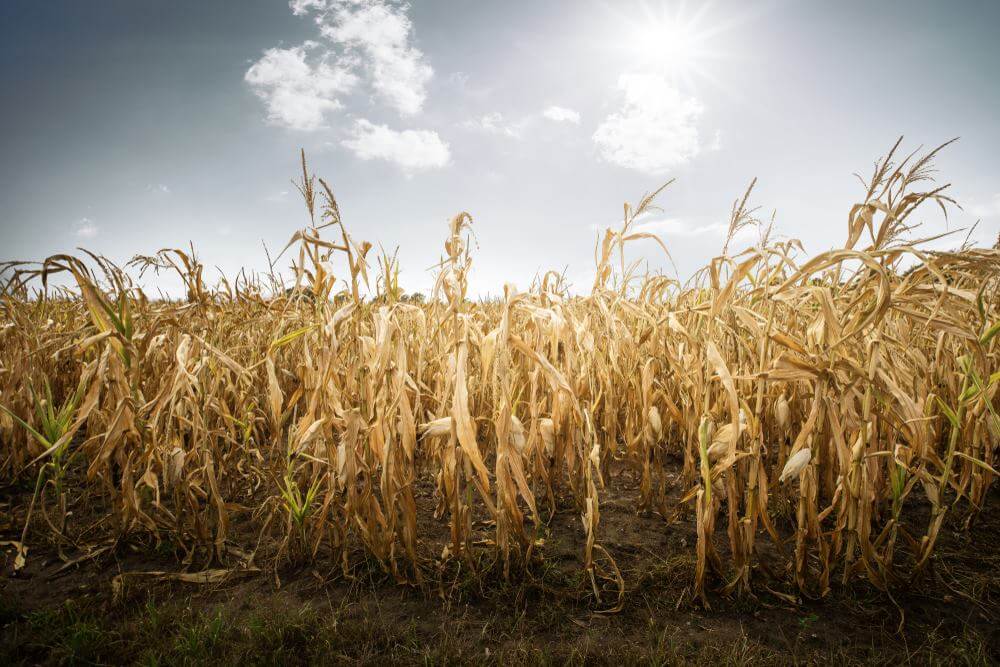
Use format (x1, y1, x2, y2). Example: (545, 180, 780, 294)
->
(589, 214, 755, 240)
(342, 119, 450, 172)
(593, 73, 704, 175)
(462, 112, 522, 138)
(633, 217, 727, 238)
(249, 1, 432, 132)
(146, 183, 171, 194)
(74, 218, 98, 239)
(319, 1, 432, 116)
(542, 106, 581, 124)
(245, 43, 357, 131)
(970, 194, 1000, 218)
(447, 71, 470, 89)
(709, 129, 722, 152)
(289, 0, 329, 16)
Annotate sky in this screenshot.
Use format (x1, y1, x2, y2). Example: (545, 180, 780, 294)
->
(1, 0, 999, 297)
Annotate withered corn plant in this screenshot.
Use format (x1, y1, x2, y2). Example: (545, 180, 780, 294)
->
(1, 139, 997, 610)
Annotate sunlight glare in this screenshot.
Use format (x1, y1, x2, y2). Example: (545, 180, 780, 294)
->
(631, 17, 704, 72)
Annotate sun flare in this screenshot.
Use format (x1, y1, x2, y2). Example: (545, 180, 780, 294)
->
(631, 17, 704, 71)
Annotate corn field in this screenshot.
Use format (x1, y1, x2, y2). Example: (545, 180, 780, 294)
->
(2, 140, 998, 609)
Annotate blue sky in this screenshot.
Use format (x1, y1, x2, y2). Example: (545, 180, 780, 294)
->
(2, 0, 998, 296)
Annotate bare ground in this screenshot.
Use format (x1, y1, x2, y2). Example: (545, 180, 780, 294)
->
(2, 462, 998, 665)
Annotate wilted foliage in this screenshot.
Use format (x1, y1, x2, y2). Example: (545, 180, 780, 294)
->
(1, 140, 997, 609)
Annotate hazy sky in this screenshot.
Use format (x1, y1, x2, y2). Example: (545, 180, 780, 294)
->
(2, 0, 998, 296)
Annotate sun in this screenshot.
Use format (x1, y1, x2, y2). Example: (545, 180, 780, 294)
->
(611, 1, 730, 85)
(632, 17, 702, 70)
(630, 15, 706, 73)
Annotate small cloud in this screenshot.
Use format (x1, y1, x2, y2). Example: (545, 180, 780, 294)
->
(341, 119, 451, 173)
(589, 214, 755, 240)
(444, 71, 494, 101)
(593, 72, 705, 175)
(633, 217, 728, 238)
(447, 71, 470, 89)
(146, 183, 171, 194)
(74, 218, 98, 239)
(709, 129, 722, 152)
(289, 0, 329, 16)
(265, 190, 291, 203)
(970, 194, 1000, 218)
(462, 112, 523, 138)
(542, 105, 581, 124)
